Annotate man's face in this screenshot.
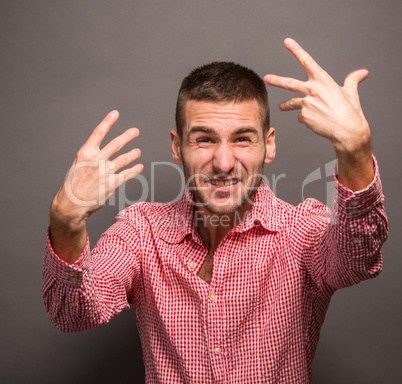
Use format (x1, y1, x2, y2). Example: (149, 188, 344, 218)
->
(171, 99, 275, 215)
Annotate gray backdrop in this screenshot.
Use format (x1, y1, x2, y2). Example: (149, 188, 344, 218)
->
(1, 0, 401, 383)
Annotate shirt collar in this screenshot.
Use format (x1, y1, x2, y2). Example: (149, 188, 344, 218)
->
(232, 180, 284, 233)
(155, 189, 198, 244)
(156, 180, 284, 243)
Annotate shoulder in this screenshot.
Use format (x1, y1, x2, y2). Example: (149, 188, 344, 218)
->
(272, 193, 329, 219)
(117, 200, 179, 226)
(114, 196, 193, 241)
(274, 195, 331, 232)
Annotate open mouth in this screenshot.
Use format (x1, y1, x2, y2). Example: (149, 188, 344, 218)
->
(209, 178, 239, 188)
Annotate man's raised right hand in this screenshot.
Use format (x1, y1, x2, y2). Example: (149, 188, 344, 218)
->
(49, 110, 143, 264)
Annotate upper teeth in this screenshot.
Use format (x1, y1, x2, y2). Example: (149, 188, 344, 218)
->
(210, 179, 237, 187)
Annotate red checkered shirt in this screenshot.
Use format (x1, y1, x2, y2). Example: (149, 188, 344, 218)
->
(43, 159, 388, 384)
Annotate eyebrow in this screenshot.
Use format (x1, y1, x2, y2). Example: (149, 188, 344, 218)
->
(188, 126, 260, 136)
(233, 127, 259, 135)
(188, 126, 215, 135)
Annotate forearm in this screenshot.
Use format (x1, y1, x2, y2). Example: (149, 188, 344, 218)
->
(43, 214, 141, 332)
(42, 242, 131, 333)
(303, 158, 388, 293)
(49, 193, 88, 264)
(335, 138, 375, 192)
(325, 164, 387, 288)
(43, 111, 144, 331)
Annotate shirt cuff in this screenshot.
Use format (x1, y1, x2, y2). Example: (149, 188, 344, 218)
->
(43, 227, 90, 287)
(333, 155, 383, 216)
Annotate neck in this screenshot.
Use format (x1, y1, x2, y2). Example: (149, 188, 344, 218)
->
(195, 204, 251, 251)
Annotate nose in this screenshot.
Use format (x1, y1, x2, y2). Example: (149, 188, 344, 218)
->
(212, 143, 236, 175)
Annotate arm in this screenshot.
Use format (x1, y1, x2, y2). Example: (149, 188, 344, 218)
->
(49, 110, 143, 264)
(266, 39, 388, 290)
(264, 38, 374, 191)
(43, 213, 143, 332)
(293, 159, 388, 293)
(43, 111, 144, 331)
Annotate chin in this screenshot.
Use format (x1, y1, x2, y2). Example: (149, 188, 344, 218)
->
(197, 196, 250, 216)
(190, 179, 261, 216)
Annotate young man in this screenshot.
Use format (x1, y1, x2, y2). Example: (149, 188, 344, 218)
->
(43, 39, 388, 383)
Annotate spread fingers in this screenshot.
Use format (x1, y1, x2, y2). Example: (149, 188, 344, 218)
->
(279, 98, 304, 111)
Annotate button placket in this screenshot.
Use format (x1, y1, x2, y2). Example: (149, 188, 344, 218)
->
(189, 261, 196, 270)
(206, 285, 225, 380)
(206, 240, 230, 381)
(67, 269, 81, 284)
(352, 237, 360, 244)
(350, 199, 359, 207)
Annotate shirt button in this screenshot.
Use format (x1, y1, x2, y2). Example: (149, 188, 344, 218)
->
(351, 208, 359, 215)
(213, 347, 221, 356)
(70, 302, 78, 308)
(352, 237, 360, 244)
(69, 276, 78, 282)
(350, 199, 359, 207)
(189, 261, 196, 270)
(209, 293, 217, 302)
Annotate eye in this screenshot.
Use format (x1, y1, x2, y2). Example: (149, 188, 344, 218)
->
(197, 137, 212, 143)
(235, 137, 251, 143)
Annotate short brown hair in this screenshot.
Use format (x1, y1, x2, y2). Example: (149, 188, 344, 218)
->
(175, 61, 270, 138)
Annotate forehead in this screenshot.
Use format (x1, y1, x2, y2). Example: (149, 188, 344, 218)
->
(183, 99, 262, 132)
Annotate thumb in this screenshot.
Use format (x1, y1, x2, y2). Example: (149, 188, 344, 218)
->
(344, 69, 369, 89)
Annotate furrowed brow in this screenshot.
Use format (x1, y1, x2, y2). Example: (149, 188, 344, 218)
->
(188, 126, 215, 135)
(234, 127, 260, 135)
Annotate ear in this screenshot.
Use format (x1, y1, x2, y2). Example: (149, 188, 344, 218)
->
(170, 129, 183, 165)
(264, 127, 276, 164)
